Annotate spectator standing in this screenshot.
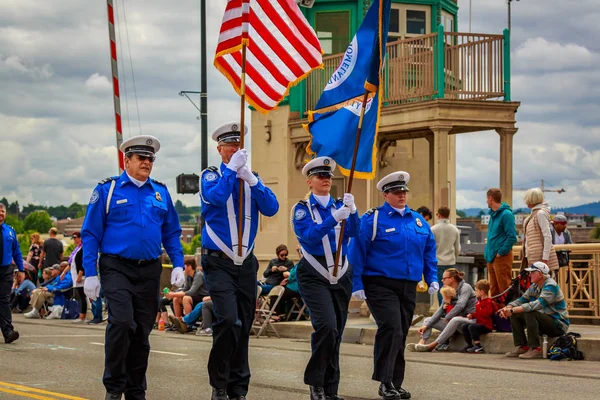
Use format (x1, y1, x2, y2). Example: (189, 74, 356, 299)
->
(39, 227, 64, 270)
(261, 244, 294, 295)
(292, 157, 359, 400)
(551, 214, 573, 245)
(0, 203, 24, 344)
(61, 231, 86, 323)
(200, 122, 279, 400)
(500, 262, 569, 359)
(81, 135, 185, 400)
(483, 188, 517, 298)
(27, 232, 43, 283)
(522, 188, 559, 273)
(431, 206, 461, 305)
(349, 171, 438, 400)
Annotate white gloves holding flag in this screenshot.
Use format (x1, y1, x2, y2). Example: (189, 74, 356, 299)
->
(226, 149, 248, 172)
(171, 267, 186, 288)
(352, 290, 366, 300)
(237, 165, 258, 186)
(343, 193, 357, 214)
(84, 276, 101, 301)
(332, 206, 352, 222)
(428, 281, 440, 295)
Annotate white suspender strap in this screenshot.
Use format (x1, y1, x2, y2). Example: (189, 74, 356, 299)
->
(106, 179, 116, 215)
(300, 246, 348, 285)
(371, 209, 379, 241)
(311, 204, 336, 269)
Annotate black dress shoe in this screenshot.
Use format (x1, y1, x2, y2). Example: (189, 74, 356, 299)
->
(4, 330, 19, 344)
(378, 382, 401, 400)
(396, 387, 411, 399)
(212, 387, 229, 400)
(310, 386, 327, 400)
(105, 393, 122, 400)
(326, 395, 344, 400)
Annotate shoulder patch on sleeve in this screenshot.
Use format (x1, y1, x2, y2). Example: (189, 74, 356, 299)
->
(201, 166, 220, 182)
(98, 176, 118, 185)
(151, 178, 166, 186)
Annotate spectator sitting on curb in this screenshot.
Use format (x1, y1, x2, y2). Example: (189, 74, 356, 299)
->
(459, 279, 497, 354)
(171, 296, 212, 334)
(163, 259, 200, 320)
(11, 269, 36, 313)
(414, 286, 456, 347)
(500, 262, 570, 359)
(24, 263, 73, 319)
(407, 268, 476, 352)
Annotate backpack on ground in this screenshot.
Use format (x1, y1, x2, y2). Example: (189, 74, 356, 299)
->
(61, 299, 80, 320)
(548, 332, 584, 361)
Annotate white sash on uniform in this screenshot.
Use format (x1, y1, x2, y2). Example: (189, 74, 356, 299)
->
(205, 169, 253, 265)
(301, 199, 348, 285)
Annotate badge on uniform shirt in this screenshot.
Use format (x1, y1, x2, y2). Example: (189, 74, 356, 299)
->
(155, 191, 162, 202)
(204, 172, 218, 182)
(295, 208, 307, 220)
(89, 190, 100, 204)
(416, 218, 423, 227)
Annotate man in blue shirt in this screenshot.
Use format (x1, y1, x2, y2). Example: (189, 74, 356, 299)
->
(200, 122, 279, 400)
(0, 203, 24, 344)
(82, 135, 185, 400)
(349, 171, 439, 400)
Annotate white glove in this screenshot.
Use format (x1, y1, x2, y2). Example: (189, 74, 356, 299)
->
(84, 276, 101, 301)
(428, 281, 440, 295)
(332, 206, 351, 222)
(171, 267, 185, 287)
(343, 193, 357, 214)
(236, 165, 258, 186)
(226, 149, 248, 172)
(352, 290, 366, 300)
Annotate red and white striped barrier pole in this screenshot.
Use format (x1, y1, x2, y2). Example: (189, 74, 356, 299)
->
(107, 0, 124, 173)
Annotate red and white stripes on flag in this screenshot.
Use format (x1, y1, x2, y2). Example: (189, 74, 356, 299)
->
(214, 0, 323, 113)
(107, 0, 124, 172)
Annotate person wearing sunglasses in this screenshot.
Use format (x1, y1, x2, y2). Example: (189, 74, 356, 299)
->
(551, 214, 573, 245)
(349, 171, 438, 400)
(261, 244, 294, 296)
(81, 135, 185, 400)
(291, 156, 359, 400)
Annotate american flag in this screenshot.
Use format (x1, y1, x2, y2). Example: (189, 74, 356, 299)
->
(214, 0, 323, 113)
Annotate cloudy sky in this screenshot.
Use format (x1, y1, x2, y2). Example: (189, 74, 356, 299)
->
(1, 0, 598, 210)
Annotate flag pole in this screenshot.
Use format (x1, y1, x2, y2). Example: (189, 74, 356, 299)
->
(237, 42, 248, 257)
(332, 88, 371, 277)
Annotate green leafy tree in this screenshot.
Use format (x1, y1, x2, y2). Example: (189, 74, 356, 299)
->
(8, 200, 20, 216)
(456, 210, 467, 218)
(0, 197, 8, 209)
(23, 211, 53, 233)
(591, 225, 600, 241)
(4, 215, 23, 233)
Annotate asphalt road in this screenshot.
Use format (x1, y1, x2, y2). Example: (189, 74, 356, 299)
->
(1, 317, 599, 400)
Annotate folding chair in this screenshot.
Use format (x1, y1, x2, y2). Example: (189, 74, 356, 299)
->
(252, 285, 285, 338)
(285, 297, 308, 322)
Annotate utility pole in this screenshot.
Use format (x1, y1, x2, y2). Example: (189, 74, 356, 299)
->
(200, 0, 208, 171)
(508, 0, 520, 36)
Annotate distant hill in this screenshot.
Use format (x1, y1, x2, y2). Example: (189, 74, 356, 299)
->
(459, 201, 600, 217)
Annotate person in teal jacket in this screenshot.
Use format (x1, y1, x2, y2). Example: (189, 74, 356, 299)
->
(483, 188, 517, 299)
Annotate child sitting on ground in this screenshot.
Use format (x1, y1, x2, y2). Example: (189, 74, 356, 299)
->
(460, 279, 497, 353)
(440, 286, 456, 318)
(417, 286, 456, 348)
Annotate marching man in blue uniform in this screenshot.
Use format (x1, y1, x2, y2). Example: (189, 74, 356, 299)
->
(0, 203, 24, 344)
(349, 171, 438, 400)
(81, 135, 185, 400)
(201, 122, 279, 400)
(292, 157, 360, 400)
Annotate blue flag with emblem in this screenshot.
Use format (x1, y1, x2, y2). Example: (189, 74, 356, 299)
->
(305, 0, 391, 179)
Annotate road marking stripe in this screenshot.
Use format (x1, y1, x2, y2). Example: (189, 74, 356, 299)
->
(0, 387, 54, 400)
(0, 382, 88, 400)
(89, 342, 188, 357)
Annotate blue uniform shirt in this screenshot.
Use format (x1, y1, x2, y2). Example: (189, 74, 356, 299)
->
(200, 163, 279, 252)
(348, 202, 438, 292)
(81, 172, 184, 277)
(0, 223, 24, 271)
(292, 194, 360, 256)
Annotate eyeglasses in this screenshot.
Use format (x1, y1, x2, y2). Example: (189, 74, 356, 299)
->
(72, 236, 80, 239)
(553, 221, 567, 225)
(279, 253, 288, 257)
(135, 154, 155, 163)
(441, 276, 451, 281)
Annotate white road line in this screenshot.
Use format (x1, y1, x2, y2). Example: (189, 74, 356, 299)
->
(89, 342, 188, 357)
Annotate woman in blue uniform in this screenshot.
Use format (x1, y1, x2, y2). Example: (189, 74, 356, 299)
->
(349, 171, 439, 400)
(292, 157, 360, 400)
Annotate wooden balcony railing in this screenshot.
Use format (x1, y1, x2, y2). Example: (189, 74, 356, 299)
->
(303, 25, 511, 114)
(512, 244, 600, 321)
